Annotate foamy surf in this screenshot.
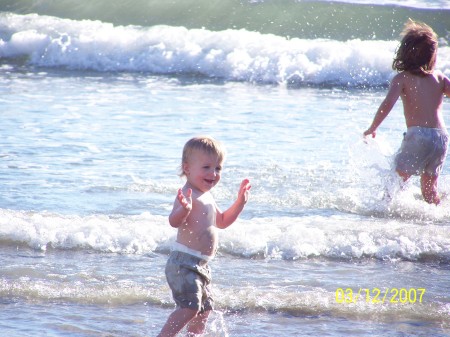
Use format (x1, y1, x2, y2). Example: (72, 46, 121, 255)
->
(1, 13, 449, 86)
(1, 208, 448, 263)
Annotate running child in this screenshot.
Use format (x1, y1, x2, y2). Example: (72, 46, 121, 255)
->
(364, 19, 450, 204)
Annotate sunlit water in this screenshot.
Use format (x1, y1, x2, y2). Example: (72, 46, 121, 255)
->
(1, 1, 450, 335)
(1, 67, 449, 336)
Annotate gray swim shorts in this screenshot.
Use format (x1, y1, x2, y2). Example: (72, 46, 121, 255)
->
(395, 126, 449, 176)
(165, 251, 213, 312)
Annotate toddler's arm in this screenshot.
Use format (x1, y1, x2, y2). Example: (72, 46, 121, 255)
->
(216, 179, 251, 229)
(168, 188, 192, 228)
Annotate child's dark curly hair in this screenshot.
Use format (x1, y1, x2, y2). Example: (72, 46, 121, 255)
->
(392, 19, 438, 76)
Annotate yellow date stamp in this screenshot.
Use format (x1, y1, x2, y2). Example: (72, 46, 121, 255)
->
(335, 287, 426, 304)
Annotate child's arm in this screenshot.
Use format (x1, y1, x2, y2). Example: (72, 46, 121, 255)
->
(443, 72, 450, 97)
(216, 179, 251, 229)
(168, 188, 192, 228)
(364, 74, 403, 138)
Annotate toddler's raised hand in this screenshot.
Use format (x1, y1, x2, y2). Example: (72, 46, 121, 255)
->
(177, 188, 192, 211)
(237, 179, 251, 204)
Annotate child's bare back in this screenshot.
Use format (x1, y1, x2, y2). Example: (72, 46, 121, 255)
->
(395, 70, 449, 129)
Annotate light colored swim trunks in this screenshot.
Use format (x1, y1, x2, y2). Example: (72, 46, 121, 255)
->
(165, 250, 213, 312)
(395, 126, 449, 176)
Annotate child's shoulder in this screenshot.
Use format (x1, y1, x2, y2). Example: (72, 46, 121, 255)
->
(394, 70, 445, 84)
(390, 71, 409, 86)
(392, 71, 412, 80)
(394, 71, 416, 80)
(434, 69, 449, 81)
(437, 70, 450, 95)
(428, 70, 450, 92)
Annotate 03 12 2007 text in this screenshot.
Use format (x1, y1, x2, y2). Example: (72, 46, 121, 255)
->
(335, 288, 426, 304)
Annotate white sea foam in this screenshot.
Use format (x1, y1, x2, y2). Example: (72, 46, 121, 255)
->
(1, 208, 448, 263)
(1, 13, 443, 87)
(324, 0, 450, 9)
(0, 209, 171, 253)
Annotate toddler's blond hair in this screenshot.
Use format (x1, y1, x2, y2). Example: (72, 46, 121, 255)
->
(180, 136, 226, 177)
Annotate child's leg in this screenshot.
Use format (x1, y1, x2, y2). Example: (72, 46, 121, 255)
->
(157, 307, 199, 337)
(186, 310, 210, 336)
(397, 170, 411, 183)
(383, 170, 410, 202)
(420, 173, 440, 205)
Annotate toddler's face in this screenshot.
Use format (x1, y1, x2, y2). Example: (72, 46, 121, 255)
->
(183, 149, 222, 192)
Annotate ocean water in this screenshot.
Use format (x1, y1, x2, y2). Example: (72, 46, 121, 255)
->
(1, 1, 450, 336)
